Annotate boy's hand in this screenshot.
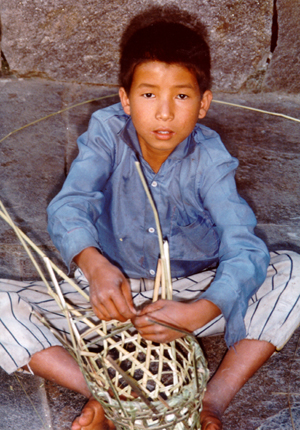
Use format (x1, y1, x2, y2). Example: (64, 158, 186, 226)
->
(74, 247, 136, 322)
(133, 299, 221, 343)
(132, 300, 193, 343)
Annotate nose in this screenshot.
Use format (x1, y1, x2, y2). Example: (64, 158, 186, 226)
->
(155, 99, 174, 121)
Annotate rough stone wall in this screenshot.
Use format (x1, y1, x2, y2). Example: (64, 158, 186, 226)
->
(1, 1, 299, 92)
(263, 0, 300, 92)
(0, 0, 279, 92)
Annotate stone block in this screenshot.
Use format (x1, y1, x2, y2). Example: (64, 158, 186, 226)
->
(0, 78, 67, 278)
(0, 369, 52, 430)
(0, 79, 67, 229)
(60, 84, 119, 171)
(0, 0, 273, 92)
(263, 0, 300, 93)
(257, 404, 300, 430)
(202, 92, 300, 252)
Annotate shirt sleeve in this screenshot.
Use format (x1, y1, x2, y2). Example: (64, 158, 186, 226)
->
(197, 135, 270, 347)
(47, 113, 116, 269)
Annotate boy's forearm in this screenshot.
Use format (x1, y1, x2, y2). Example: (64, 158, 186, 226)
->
(181, 299, 221, 333)
(73, 247, 110, 281)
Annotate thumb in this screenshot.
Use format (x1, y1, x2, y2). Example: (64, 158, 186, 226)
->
(138, 300, 164, 316)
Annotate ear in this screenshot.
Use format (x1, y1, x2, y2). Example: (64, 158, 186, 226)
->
(119, 87, 131, 115)
(198, 90, 213, 119)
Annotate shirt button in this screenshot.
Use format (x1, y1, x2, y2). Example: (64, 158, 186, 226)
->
(149, 269, 155, 276)
(148, 227, 155, 233)
(151, 181, 158, 187)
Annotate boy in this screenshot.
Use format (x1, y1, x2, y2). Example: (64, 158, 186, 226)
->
(1, 13, 299, 430)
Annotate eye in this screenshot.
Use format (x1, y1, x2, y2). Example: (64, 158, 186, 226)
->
(177, 94, 188, 100)
(143, 93, 155, 98)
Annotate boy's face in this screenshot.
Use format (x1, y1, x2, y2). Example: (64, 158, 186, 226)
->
(119, 61, 212, 163)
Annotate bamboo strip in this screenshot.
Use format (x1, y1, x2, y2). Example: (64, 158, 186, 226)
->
(0, 202, 89, 301)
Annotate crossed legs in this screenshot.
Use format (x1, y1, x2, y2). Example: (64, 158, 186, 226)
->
(25, 338, 275, 430)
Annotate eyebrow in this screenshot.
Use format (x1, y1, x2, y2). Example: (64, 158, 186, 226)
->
(137, 83, 196, 90)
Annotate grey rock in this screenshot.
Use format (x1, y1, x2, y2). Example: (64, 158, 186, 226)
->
(0, 77, 67, 278)
(201, 92, 300, 253)
(263, 0, 300, 93)
(256, 404, 300, 430)
(0, 369, 52, 430)
(60, 84, 119, 171)
(0, 0, 273, 92)
(0, 78, 120, 279)
(45, 381, 86, 430)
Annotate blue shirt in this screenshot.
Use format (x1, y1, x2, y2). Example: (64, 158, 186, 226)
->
(47, 102, 270, 347)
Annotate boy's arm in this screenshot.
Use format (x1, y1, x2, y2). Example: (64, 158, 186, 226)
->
(74, 247, 136, 322)
(47, 110, 119, 271)
(192, 134, 270, 347)
(133, 299, 221, 343)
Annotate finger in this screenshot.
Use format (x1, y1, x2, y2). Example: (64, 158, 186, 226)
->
(137, 325, 164, 336)
(134, 319, 174, 338)
(132, 314, 155, 329)
(92, 302, 112, 321)
(92, 297, 127, 322)
(90, 283, 133, 321)
(138, 300, 165, 316)
(111, 290, 136, 320)
(138, 329, 178, 343)
(121, 279, 136, 314)
(104, 298, 129, 322)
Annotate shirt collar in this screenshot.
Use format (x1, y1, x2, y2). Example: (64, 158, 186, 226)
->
(118, 116, 197, 161)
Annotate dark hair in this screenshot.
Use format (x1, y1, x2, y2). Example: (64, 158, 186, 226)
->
(119, 8, 211, 95)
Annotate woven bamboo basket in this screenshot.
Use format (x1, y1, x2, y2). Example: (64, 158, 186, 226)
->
(47, 270, 209, 430)
(0, 163, 209, 429)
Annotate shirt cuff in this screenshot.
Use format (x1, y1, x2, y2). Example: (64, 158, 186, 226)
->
(60, 227, 101, 270)
(200, 282, 247, 347)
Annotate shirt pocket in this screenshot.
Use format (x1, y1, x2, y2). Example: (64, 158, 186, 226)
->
(169, 215, 220, 261)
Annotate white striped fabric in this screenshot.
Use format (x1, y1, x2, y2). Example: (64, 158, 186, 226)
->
(0, 250, 299, 374)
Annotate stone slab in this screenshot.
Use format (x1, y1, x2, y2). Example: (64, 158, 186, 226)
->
(0, 369, 52, 430)
(0, 0, 273, 92)
(0, 77, 67, 278)
(263, 0, 300, 93)
(60, 84, 119, 171)
(201, 92, 300, 252)
(222, 327, 300, 430)
(0, 77, 66, 235)
(257, 404, 300, 430)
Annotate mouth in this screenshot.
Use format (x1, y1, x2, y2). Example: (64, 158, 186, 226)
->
(153, 129, 174, 140)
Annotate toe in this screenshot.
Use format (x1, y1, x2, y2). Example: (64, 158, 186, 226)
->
(201, 407, 222, 430)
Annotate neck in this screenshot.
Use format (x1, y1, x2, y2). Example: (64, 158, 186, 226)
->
(140, 146, 172, 173)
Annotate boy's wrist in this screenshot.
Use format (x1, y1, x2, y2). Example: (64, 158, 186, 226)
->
(73, 247, 110, 281)
(188, 299, 221, 331)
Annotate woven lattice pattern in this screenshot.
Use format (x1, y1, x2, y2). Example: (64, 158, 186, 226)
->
(42, 285, 209, 430)
(55, 304, 209, 430)
(71, 320, 203, 398)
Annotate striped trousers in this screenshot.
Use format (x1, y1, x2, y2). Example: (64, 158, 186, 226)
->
(0, 250, 299, 374)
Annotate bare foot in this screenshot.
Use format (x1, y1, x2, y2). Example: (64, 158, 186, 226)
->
(200, 406, 222, 430)
(72, 398, 115, 430)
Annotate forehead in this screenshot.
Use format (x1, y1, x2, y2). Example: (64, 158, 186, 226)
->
(131, 61, 200, 91)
